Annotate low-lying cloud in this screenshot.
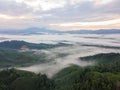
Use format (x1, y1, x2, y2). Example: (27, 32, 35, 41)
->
(18, 45, 120, 77)
(1, 33, 119, 77)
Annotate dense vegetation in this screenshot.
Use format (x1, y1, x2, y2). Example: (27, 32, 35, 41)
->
(0, 61, 120, 90)
(0, 69, 55, 90)
(0, 48, 48, 68)
(0, 40, 69, 50)
(80, 53, 120, 64)
(53, 62, 120, 90)
(81, 44, 120, 49)
(0, 40, 120, 90)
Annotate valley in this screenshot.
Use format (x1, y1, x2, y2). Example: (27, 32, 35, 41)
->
(0, 33, 120, 90)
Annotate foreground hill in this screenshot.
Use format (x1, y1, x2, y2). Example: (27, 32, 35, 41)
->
(53, 62, 120, 90)
(0, 61, 120, 90)
(0, 69, 55, 90)
(0, 47, 120, 90)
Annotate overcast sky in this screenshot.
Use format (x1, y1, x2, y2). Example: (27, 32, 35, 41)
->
(0, 0, 120, 30)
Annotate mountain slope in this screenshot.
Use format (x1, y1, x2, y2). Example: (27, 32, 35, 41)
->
(0, 48, 49, 68)
(0, 40, 69, 50)
(0, 69, 55, 90)
(0, 28, 120, 35)
(65, 29, 120, 34)
(80, 53, 120, 64)
(0, 53, 120, 90)
(53, 62, 120, 90)
(0, 27, 61, 35)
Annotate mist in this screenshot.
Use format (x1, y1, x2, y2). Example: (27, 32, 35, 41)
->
(18, 45, 120, 77)
(0, 34, 120, 77)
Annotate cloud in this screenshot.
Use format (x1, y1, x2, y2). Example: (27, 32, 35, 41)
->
(0, 0, 32, 16)
(44, 0, 120, 30)
(15, 0, 67, 11)
(50, 19, 120, 30)
(0, 0, 120, 30)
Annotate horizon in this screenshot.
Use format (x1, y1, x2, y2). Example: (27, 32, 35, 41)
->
(0, 27, 120, 31)
(0, 0, 120, 30)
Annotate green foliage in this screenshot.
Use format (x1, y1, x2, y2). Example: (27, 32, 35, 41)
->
(53, 62, 120, 90)
(80, 53, 120, 64)
(0, 40, 69, 50)
(0, 48, 120, 90)
(0, 62, 120, 90)
(0, 48, 49, 68)
(0, 69, 55, 90)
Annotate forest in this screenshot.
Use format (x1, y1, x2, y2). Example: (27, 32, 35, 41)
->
(0, 40, 120, 90)
(0, 61, 120, 90)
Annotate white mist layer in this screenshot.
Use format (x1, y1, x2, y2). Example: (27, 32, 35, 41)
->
(0, 34, 120, 77)
(17, 45, 120, 77)
(0, 34, 120, 46)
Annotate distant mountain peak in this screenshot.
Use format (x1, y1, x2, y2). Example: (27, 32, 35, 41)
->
(0, 28, 120, 35)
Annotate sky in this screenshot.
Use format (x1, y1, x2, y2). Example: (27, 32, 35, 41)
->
(0, 0, 120, 30)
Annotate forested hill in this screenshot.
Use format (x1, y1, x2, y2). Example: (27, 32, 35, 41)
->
(0, 52, 120, 90)
(0, 48, 48, 68)
(0, 61, 120, 90)
(80, 53, 120, 64)
(53, 62, 120, 90)
(0, 69, 55, 90)
(0, 40, 69, 49)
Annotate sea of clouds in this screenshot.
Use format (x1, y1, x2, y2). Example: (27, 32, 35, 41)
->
(0, 34, 120, 77)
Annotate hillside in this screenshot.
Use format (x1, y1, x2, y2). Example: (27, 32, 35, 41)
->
(0, 48, 48, 68)
(0, 61, 120, 90)
(53, 62, 120, 90)
(0, 42, 120, 90)
(80, 53, 120, 64)
(65, 29, 120, 34)
(0, 27, 61, 35)
(0, 69, 55, 90)
(0, 28, 120, 35)
(0, 40, 69, 50)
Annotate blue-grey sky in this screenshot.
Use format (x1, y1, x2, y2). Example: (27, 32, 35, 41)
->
(0, 0, 120, 30)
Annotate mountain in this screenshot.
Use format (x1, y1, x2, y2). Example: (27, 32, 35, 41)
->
(0, 69, 55, 90)
(0, 48, 46, 67)
(0, 40, 69, 49)
(0, 27, 61, 35)
(65, 29, 120, 34)
(0, 58, 120, 90)
(80, 53, 120, 64)
(0, 28, 120, 35)
(53, 61, 120, 90)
